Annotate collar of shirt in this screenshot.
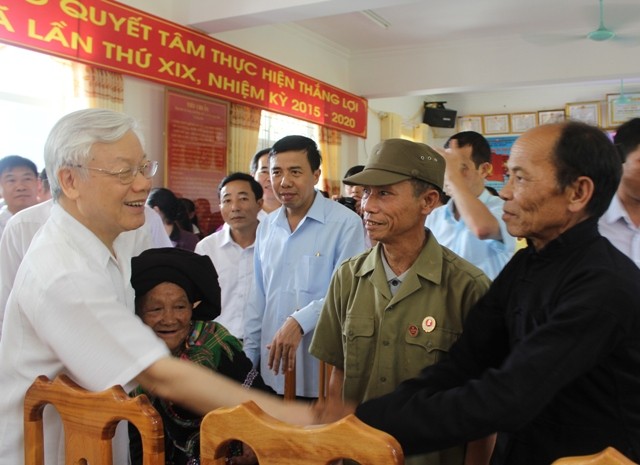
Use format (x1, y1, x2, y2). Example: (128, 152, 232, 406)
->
(50, 203, 132, 270)
(219, 222, 255, 249)
(355, 229, 444, 286)
(600, 194, 632, 227)
(273, 190, 326, 232)
(529, 217, 600, 258)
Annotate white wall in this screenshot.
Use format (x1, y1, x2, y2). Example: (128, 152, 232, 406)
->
(123, 77, 167, 187)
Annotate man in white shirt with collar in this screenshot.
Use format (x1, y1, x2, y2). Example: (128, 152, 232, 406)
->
(0, 155, 39, 238)
(195, 172, 263, 340)
(599, 117, 640, 267)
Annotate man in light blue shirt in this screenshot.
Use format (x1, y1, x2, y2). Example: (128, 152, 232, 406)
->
(426, 131, 515, 279)
(599, 118, 640, 267)
(243, 135, 365, 398)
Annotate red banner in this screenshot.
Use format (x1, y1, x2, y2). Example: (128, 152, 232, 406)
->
(0, 0, 368, 137)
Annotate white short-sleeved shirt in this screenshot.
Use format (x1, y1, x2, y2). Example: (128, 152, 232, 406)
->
(195, 223, 255, 339)
(0, 204, 169, 465)
(0, 202, 171, 339)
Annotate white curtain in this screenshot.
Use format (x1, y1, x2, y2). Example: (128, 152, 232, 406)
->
(318, 127, 342, 197)
(229, 104, 262, 174)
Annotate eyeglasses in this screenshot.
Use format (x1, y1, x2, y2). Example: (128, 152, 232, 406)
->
(75, 160, 158, 184)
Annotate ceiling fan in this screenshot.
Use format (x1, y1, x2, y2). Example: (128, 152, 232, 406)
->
(587, 0, 615, 41)
(523, 0, 639, 46)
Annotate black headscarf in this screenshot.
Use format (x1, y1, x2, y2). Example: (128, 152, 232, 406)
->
(131, 247, 221, 321)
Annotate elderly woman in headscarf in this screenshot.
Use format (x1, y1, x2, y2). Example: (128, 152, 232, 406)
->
(128, 247, 270, 465)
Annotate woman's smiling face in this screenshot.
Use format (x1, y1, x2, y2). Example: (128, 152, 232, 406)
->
(138, 282, 193, 351)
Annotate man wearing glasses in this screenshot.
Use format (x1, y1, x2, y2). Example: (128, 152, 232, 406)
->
(0, 151, 171, 340)
(0, 109, 177, 464)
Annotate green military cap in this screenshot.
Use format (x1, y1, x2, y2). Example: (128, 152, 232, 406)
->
(343, 138, 445, 190)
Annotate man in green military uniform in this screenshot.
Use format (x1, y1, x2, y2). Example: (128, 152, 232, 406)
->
(310, 138, 493, 465)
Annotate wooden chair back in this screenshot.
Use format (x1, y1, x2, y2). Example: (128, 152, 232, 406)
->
(552, 447, 636, 465)
(24, 374, 164, 465)
(200, 401, 403, 465)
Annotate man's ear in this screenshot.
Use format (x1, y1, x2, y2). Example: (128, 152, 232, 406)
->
(57, 167, 81, 200)
(257, 198, 264, 209)
(478, 162, 493, 179)
(567, 176, 594, 213)
(421, 189, 441, 215)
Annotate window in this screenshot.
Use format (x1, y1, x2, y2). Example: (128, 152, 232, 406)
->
(256, 110, 319, 152)
(0, 45, 86, 171)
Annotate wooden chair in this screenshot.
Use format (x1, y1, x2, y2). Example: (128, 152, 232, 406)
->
(200, 400, 404, 465)
(552, 447, 637, 465)
(284, 361, 334, 401)
(24, 374, 164, 465)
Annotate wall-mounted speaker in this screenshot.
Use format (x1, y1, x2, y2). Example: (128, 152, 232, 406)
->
(423, 107, 457, 128)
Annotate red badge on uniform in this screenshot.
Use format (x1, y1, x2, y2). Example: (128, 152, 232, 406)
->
(422, 316, 436, 333)
(408, 324, 419, 337)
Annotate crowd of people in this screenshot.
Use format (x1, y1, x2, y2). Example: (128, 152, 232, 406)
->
(0, 107, 639, 465)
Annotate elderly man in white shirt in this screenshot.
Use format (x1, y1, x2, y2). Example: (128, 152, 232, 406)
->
(599, 117, 640, 268)
(195, 172, 264, 340)
(0, 109, 304, 465)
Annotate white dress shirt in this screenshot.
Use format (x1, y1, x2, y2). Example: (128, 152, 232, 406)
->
(195, 223, 256, 339)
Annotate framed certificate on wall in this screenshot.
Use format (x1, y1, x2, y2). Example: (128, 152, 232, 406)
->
(565, 101, 601, 126)
(510, 112, 537, 133)
(483, 114, 510, 135)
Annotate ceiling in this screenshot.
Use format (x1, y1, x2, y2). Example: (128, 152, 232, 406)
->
(129, 0, 640, 99)
(186, 0, 640, 52)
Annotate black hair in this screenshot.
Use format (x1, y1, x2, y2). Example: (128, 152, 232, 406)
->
(613, 118, 640, 163)
(249, 148, 272, 175)
(445, 131, 492, 167)
(409, 178, 442, 199)
(343, 165, 364, 178)
(270, 135, 322, 171)
(147, 187, 191, 242)
(0, 155, 38, 177)
(218, 172, 264, 201)
(553, 122, 621, 218)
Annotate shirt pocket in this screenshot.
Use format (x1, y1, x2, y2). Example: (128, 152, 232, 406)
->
(403, 326, 460, 376)
(343, 315, 375, 378)
(299, 255, 332, 297)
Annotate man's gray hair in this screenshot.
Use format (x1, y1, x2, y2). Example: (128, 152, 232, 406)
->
(45, 109, 145, 200)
